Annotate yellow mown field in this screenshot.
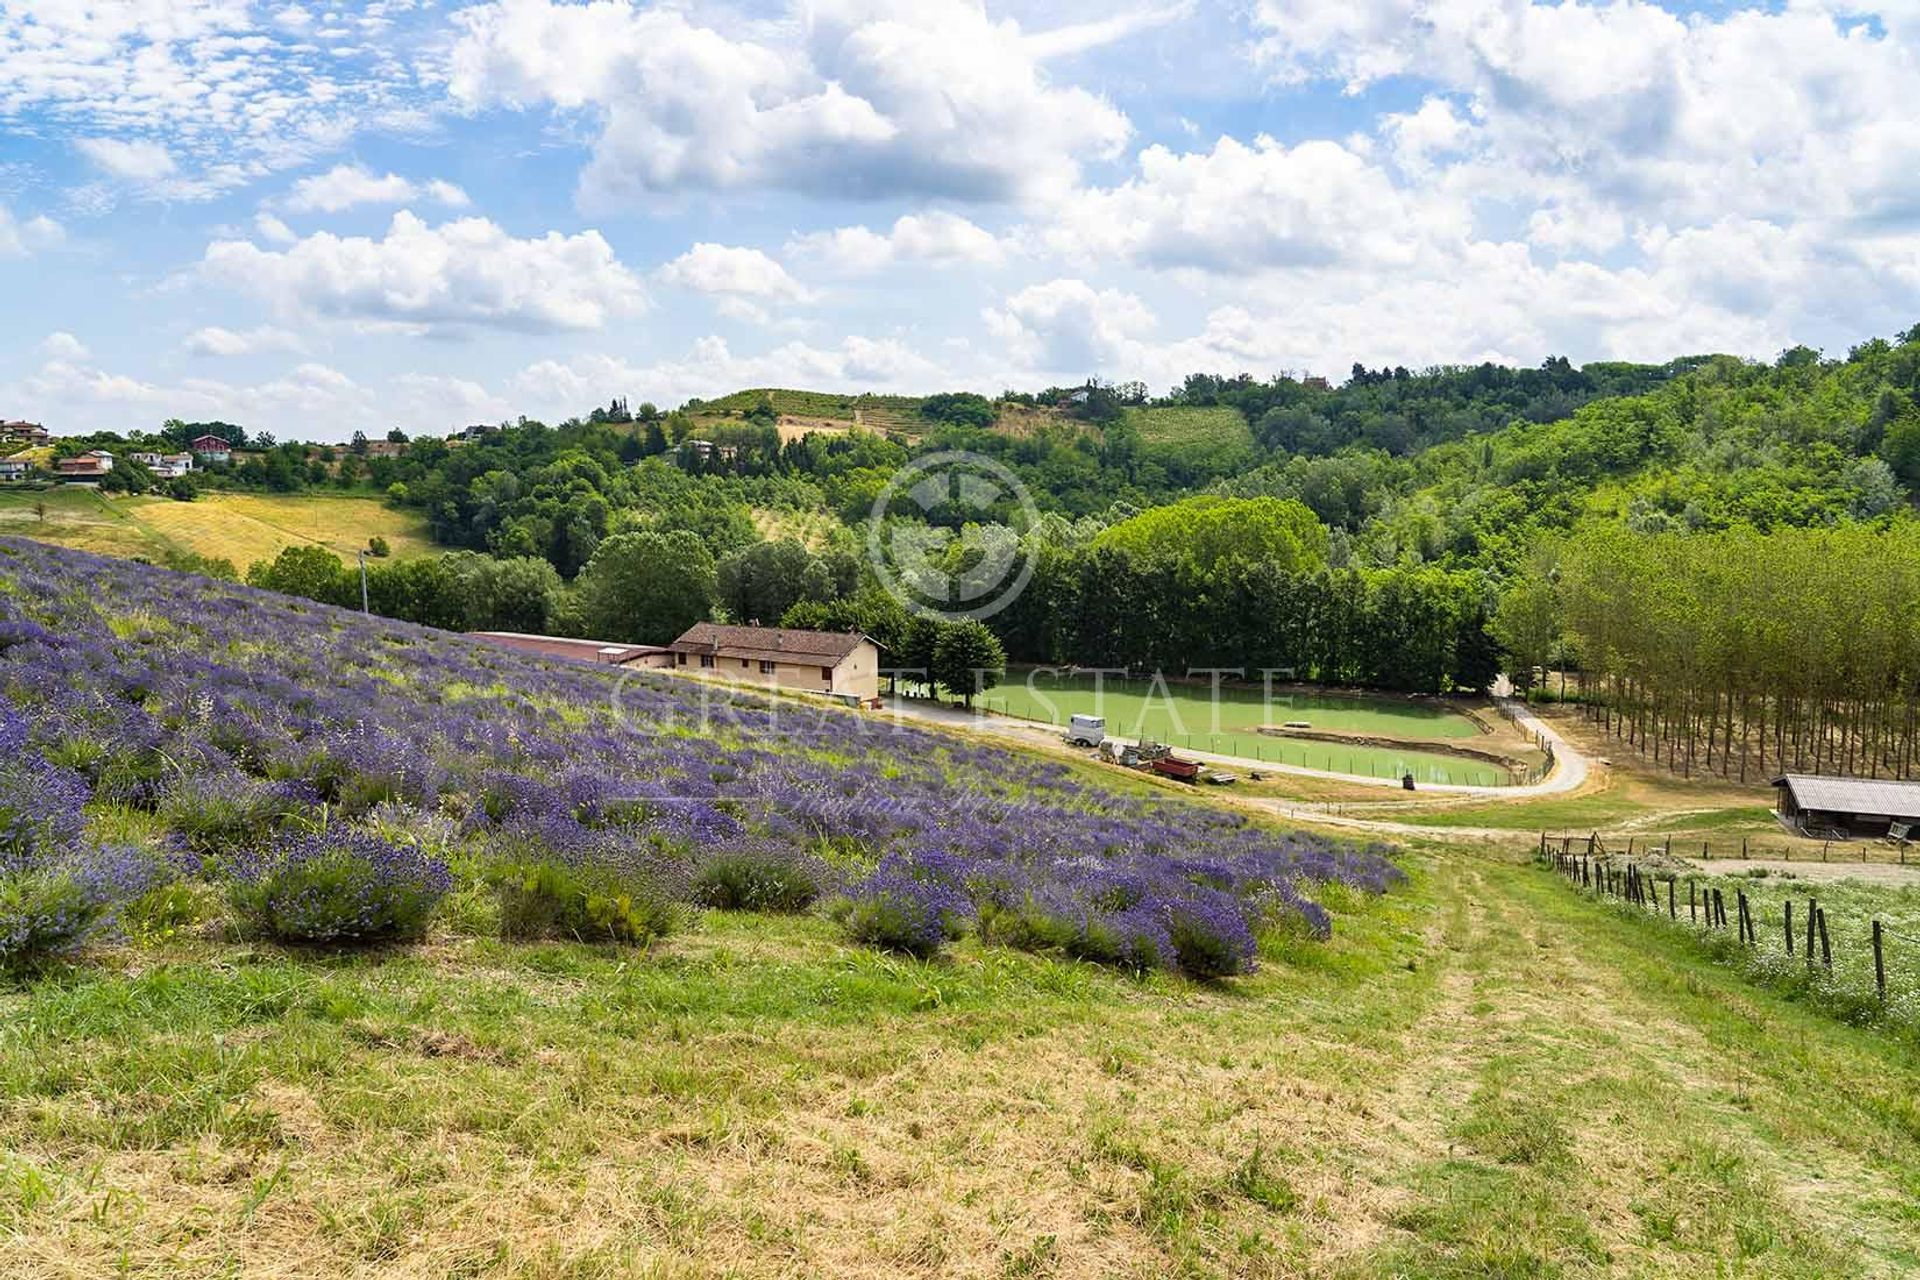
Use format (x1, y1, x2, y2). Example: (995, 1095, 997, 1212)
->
(0, 490, 436, 572)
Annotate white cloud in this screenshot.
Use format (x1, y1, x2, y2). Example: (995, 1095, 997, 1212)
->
(787, 211, 1010, 273)
(282, 164, 471, 213)
(0, 206, 63, 257)
(984, 278, 1157, 373)
(254, 213, 299, 246)
(75, 138, 178, 182)
(40, 332, 90, 360)
(1053, 135, 1467, 273)
(446, 0, 1131, 206)
(184, 326, 305, 357)
(201, 212, 647, 334)
(658, 243, 814, 302)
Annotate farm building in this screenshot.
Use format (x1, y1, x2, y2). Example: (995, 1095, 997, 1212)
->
(189, 435, 233, 464)
(56, 450, 113, 482)
(1771, 774, 1920, 839)
(468, 632, 672, 668)
(668, 623, 881, 702)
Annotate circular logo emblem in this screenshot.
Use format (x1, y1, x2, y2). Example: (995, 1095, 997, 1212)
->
(867, 450, 1038, 621)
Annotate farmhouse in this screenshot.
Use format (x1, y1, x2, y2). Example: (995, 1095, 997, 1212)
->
(668, 623, 881, 702)
(56, 450, 114, 482)
(0, 458, 29, 483)
(1771, 774, 1920, 839)
(468, 632, 672, 668)
(189, 435, 233, 464)
(1, 420, 49, 446)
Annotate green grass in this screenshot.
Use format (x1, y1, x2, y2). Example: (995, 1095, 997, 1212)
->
(1122, 405, 1255, 453)
(977, 671, 1507, 785)
(5, 853, 1919, 1275)
(696, 388, 930, 432)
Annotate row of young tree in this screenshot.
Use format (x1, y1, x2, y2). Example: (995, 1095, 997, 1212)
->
(1515, 521, 1920, 781)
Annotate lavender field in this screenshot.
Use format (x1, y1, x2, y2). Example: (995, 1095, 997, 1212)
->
(0, 536, 1396, 974)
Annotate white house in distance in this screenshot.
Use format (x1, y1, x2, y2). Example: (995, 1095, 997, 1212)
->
(667, 623, 882, 702)
(0, 458, 30, 483)
(189, 435, 233, 464)
(132, 451, 194, 479)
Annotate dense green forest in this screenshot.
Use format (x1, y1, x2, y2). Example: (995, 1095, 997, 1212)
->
(25, 326, 1920, 704)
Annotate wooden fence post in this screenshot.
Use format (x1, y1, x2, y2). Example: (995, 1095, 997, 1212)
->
(1690, 881, 1697, 923)
(1667, 878, 1676, 919)
(1817, 907, 1832, 970)
(1806, 898, 1817, 964)
(1873, 920, 1887, 1003)
(1784, 900, 1793, 952)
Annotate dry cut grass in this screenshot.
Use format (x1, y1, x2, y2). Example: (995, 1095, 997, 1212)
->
(3, 854, 1917, 1277)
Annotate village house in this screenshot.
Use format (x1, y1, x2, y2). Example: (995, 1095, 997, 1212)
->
(0, 458, 30, 483)
(189, 435, 233, 464)
(467, 632, 673, 668)
(362, 440, 408, 459)
(130, 451, 194, 478)
(667, 623, 882, 702)
(1, 420, 50, 447)
(56, 450, 114, 483)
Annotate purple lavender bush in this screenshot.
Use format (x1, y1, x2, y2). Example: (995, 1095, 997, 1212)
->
(226, 830, 452, 944)
(834, 851, 977, 957)
(481, 814, 682, 944)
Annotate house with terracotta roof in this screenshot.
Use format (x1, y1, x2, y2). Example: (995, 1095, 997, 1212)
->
(1, 421, 49, 447)
(667, 623, 881, 702)
(56, 450, 114, 483)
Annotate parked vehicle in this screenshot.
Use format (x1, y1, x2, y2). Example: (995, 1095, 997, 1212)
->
(1064, 714, 1107, 748)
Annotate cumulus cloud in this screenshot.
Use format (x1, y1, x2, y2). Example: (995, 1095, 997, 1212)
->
(39, 332, 90, 360)
(200, 212, 646, 334)
(283, 164, 472, 213)
(984, 279, 1158, 373)
(446, 0, 1131, 207)
(658, 243, 813, 301)
(514, 333, 949, 410)
(1053, 135, 1467, 273)
(787, 211, 1010, 273)
(184, 326, 306, 358)
(0, 204, 62, 257)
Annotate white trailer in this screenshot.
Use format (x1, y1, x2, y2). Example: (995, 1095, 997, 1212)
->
(1064, 714, 1107, 748)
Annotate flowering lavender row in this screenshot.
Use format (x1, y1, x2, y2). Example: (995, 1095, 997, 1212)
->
(0, 538, 1401, 972)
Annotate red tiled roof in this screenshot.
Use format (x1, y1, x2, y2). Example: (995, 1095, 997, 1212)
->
(668, 623, 875, 663)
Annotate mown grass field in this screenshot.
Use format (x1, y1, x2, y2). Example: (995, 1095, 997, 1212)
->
(1123, 406, 1256, 455)
(980, 672, 1505, 785)
(5, 849, 1919, 1277)
(0, 490, 434, 572)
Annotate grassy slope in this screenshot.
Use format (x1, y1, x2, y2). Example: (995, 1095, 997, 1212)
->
(1123, 405, 1255, 454)
(0, 490, 434, 572)
(4, 850, 1917, 1277)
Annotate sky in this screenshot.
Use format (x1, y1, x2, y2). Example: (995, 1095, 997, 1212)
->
(2, 0, 1918, 442)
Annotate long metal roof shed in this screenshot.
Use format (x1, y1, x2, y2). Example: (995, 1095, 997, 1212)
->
(1771, 774, 1920, 820)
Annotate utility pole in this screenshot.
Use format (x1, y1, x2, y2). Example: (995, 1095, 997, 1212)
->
(357, 549, 370, 614)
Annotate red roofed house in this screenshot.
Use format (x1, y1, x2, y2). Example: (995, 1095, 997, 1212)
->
(189, 435, 233, 464)
(56, 450, 114, 483)
(667, 623, 881, 702)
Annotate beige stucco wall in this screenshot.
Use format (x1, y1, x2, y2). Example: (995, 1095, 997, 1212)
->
(670, 641, 880, 701)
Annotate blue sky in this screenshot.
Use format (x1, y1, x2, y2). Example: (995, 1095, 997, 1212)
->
(3, 0, 1917, 441)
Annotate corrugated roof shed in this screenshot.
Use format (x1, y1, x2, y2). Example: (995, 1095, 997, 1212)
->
(468, 632, 668, 665)
(1772, 774, 1920, 819)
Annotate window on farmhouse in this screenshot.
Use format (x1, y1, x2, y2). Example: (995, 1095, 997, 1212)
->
(821, 666, 832, 680)
(759, 660, 776, 674)
(699, 655, 714, 669)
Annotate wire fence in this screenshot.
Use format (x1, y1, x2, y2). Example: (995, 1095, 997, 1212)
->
(1540, 833, 1919, 1020)
(1539, 828, 1918, 867)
